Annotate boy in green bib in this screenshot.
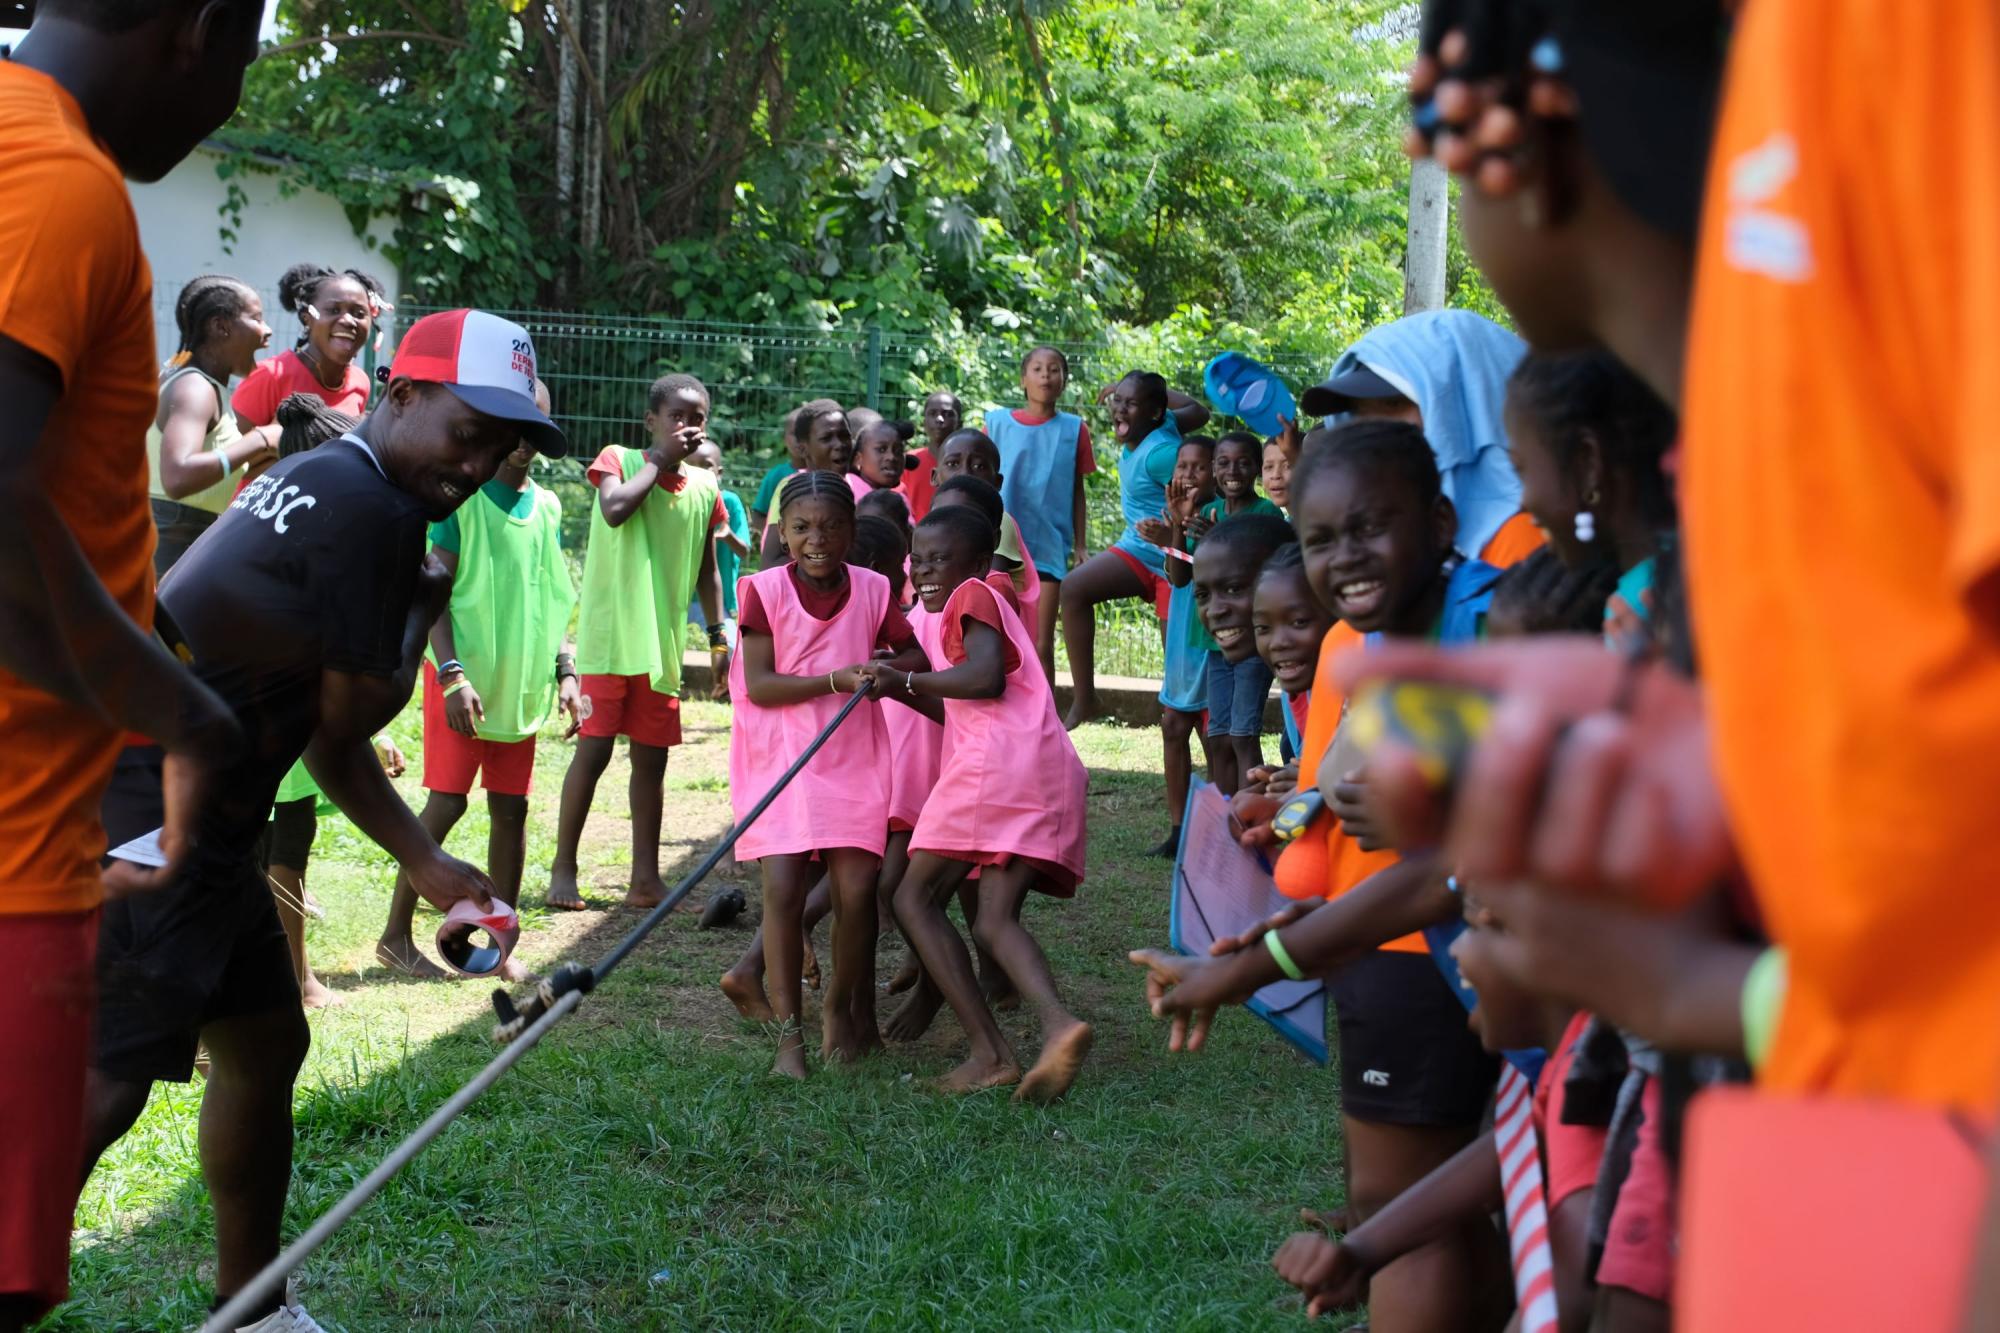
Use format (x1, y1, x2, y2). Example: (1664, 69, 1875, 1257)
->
(547, 373, 727, 911)
(378, 379, 580, 978)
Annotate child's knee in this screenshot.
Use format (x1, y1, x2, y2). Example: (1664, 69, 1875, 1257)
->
(970, 906, 1010, 954)
(629, 742, 670, 776)
(1162, 709, 1194, 741)
(487, 793, 529, 825)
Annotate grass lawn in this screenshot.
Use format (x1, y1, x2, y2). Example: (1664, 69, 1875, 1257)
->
(45, 702, 1353, 1331)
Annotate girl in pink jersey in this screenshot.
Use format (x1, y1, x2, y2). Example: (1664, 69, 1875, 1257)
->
(859, 505, 1093, 1102)
(726, 472, 925, 1077)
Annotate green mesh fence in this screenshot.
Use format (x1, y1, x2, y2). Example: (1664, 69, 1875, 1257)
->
(169, 290, 1328, 680)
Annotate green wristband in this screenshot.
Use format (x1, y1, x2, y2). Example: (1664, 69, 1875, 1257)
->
(1741, 946, 1787, 1072)
(1265, 930, 1306, 982)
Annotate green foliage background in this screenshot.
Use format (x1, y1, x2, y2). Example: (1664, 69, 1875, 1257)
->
(230, 0, 1498, 363)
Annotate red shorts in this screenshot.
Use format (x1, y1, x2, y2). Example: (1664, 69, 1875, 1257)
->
(578, 673, 682, 748)
(0, 909, 97, 1317)
(421, 663, 539, 796)
(1109, 546, 1174, 620)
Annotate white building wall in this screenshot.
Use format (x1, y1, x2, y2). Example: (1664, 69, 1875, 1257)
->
(129, 144, 403, 367)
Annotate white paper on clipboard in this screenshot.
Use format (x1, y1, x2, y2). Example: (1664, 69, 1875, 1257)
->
(1167, 782, 1328, 1063)
(106, 827, 168, 869)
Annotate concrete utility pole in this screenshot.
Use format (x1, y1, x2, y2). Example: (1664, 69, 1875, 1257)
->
(1404, 156, 1449, 313)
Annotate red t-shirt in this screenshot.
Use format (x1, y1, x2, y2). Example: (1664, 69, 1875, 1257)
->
(957, 576, 1024, 674)
(900, 446, 937, 521)
(230, 347, 371, 426)
(737, 565, 917, 653)
(584, 446, 728, 530)
(1534, 1012, 1609, 1211)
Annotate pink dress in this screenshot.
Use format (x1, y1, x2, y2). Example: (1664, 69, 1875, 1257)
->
(728, 565, 892, 860)
(883, 603, 945, 832)
(845, 472, 875, 503)
(910, 578, 1087, 895)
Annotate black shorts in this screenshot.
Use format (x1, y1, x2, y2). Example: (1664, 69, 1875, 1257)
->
(95, 746, 299, 1084)
(1328, 949, 1499, 1128)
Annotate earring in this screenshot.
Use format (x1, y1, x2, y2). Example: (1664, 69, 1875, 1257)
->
(1574, 489, 1600, 544)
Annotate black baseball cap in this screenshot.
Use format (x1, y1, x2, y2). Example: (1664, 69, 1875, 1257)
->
(1300, 364, 1405, 417)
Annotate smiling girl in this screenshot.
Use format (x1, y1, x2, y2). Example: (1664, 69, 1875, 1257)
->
(231, 264, 386, 473)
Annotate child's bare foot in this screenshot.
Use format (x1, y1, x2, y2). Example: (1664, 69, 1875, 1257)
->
(497, 955, 538, 984)
(801, 935, 821, 991)
(545, 868, 586, 911)
(884, 983, 943, 1041)
(1014, 1018, 1093, 1104)
(720, 966, 776, 1021)
(1062, 690, 1101, 732)
(623, 877, 666, 910)
(885, 955, 921, 994)
(300, 971, 344, 1010)
(374, 937, 450, 980)
(933, 1055, 1021, 1093)
(772, 1042, 808, 1080)
(821, 1012, 876, 1064)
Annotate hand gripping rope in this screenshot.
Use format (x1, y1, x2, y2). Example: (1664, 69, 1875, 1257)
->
(205, 682, 876, 1333)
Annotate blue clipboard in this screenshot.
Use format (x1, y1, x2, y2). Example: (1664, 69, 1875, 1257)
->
(1166, 782, 1328, 1064)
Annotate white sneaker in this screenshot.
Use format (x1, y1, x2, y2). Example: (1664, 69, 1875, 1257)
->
(234, 1300, 329, 1332)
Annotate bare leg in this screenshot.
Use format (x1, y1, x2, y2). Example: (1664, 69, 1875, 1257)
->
(1155, 706, 1198, 857)
(1059, 551, 1147, 730)
(1207, 729, 1239, 796)
(1347, 1115, 1507, 1333)
(199, 1003, 312, 1318)
(958, 883, 1018, 1009)
(625, 742, 669, 908)
(892, 851, 1019, 1090)
(377, 790, 466, 978)
(1035, 574, 1061, 686)
(722, 876, 830, 1019)
(972, 870, 1092, 1103)
(547, 734, 615, 909)
(758, 854, 815, 1078)
(268, 862, 335, 1009)
(820, 848, 881, 1062)
(1233, 734, 1263, 786)
(483, 792, 535, 981)
(879, 828, 913, 934)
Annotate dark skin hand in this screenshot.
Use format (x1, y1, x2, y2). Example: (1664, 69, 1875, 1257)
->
(1128, 855, 1451, 1051)
(0, 335, 241, 898)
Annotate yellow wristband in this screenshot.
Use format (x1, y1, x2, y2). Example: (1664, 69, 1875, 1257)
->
(442, 678, 467, 697)
(1265, 930, 1305, 982)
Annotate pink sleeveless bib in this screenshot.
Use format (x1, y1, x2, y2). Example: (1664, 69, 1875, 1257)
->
(883, 602, 945, 830)
(910, 578, 1087, 894)
(728, 566, 892, 860)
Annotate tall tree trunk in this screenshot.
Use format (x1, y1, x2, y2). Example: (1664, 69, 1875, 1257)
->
(1403, 156, 1448, 313)
(556, 22, 578, 291)
(1018, 2, 1084, 273)
(580, 0, 607, 252)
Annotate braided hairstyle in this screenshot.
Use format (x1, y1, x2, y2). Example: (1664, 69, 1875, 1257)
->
(849, 514, 909, 582)
(1197, 511, 1296, 563)
(168, 274, 256, 368)
(777, 469, 856, 522)
(1487, 547, 1619, 638)
(277, 262, 388, 348)
(275, 393, 359, 458)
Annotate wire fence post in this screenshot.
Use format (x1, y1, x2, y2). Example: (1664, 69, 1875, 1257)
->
(865, 324, 883, 411)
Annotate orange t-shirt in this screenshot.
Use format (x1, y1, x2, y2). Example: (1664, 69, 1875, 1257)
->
(1478, 511, 1546, 568)
(0, 63, 158, 916)
(1273, 622, 1419, 950)
(1683, 0, 2000, 1109)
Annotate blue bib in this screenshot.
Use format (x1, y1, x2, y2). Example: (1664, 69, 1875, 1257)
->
(1111, 417, 1183, 575)
(985, 408, 1082, 576)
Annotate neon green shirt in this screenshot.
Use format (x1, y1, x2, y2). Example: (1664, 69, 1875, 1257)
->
(575, 448, 719, 696)
(428, 479, 576, 741)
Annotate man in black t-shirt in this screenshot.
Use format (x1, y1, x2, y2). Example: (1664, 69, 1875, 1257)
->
(86, 310, 569, 1330)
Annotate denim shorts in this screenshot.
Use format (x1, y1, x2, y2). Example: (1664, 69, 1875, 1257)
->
(1206, 652, 1274, 738)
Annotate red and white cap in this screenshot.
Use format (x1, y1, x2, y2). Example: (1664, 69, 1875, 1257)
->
(389, 309, 568, 458)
